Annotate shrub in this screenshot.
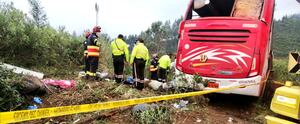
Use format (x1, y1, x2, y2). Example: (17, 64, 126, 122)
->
(0, 66, 25, 111)
(133, 106, 172, 124)
(273, 59, 299, 85)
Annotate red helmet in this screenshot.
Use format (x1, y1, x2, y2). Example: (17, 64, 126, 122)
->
(93, 26, 101, 33)
(85, 31, 91, 38)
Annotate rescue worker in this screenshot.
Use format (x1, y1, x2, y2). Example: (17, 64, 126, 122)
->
(111, 34, 129, 83)
(83, 31, 91, 74)
(130, 38, 149, 90)
(158, 54, 172, 83)
(149, 54, 159, 80)
(87, 26, 101, 79)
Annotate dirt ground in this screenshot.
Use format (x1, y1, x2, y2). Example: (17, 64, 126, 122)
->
(21, 80, 272, 124)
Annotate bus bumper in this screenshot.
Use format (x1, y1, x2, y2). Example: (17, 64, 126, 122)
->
(203, 76, 262, 96)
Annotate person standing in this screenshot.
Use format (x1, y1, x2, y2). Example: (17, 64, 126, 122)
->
(111, 34, 129, 83)
(149, 54, 159, 80)
(130, 38, 149, 90)
(87, 26, 101, 79)
(158, 54, 171, 83)
(83, 31, 91, 74)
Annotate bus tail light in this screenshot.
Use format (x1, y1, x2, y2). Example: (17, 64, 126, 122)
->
(249, 54, 260, 77)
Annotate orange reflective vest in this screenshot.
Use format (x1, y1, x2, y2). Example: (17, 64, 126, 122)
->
(87, 46, 100, 57)
(149, 65, 157, 72)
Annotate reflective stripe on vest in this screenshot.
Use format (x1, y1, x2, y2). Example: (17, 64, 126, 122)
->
(149, 65, 157, 72)
(87, 46, 100, 57)
(87, 71, 96, 76)
(84, 50, 88, 56)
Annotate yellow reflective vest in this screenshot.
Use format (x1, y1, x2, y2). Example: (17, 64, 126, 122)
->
(111, 38, 129, 62)
(130, 43, 149, 65)
(158, 55, 171, 69)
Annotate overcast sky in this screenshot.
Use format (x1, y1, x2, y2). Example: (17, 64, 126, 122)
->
(3, 0, 300, 37)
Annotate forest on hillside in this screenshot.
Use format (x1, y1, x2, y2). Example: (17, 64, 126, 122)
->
(272, 14, 300, 57)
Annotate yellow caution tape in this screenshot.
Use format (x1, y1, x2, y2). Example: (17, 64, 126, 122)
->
(272, 80, 284, 85)
(0, 83, 258, 124)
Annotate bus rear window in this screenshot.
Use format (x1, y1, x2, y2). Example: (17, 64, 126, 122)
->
(187, 0, 263, 20)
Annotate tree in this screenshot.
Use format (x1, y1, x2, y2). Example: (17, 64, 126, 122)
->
(272, 14, 300, 57)
(27, 0, 48, 28)
(137, 18, 183, 54)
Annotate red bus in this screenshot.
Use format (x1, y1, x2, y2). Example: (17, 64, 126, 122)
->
(176, 0, 275, 96)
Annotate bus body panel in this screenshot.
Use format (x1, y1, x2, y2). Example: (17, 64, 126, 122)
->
(176, 0, 275, 96)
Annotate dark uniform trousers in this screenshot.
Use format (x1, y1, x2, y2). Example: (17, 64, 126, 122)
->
(151, 70, 158, 80)
(113, 54, 125, 83)
(89, 56, 99, 74)
(84, 54, 89, 73)
(158, 68, 167, 82)
(132, 58, 146, 90)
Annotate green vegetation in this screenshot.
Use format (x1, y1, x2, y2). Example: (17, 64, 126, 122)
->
(0, 2, 113, 76)
(0, 2, 82, 74)
(133, 106, 171, 124)
(273, 59, 299, 85)
(124, 18, 182, 55)
(0, 66, 25, 111)
(272, 14, 300, 57)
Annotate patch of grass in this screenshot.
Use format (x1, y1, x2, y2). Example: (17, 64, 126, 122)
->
(91, 88, 108, 101)
(273, 59, 299, 85)
(123, 88, 142, 99)
(94, 119, 107, 124)
(111, 84, 130, 96)
(133, 106, 172, 124)
(76, 80, 86, 90)
(251, 101, 273, 124)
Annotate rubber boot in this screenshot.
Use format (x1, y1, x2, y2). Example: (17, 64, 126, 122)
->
(136, 82, 144, 90)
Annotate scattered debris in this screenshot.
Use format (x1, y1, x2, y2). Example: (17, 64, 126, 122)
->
(123, 76, 134, 85)
(96, 72, 109, 79)
(173, 100, 189, 110)
(148, 80, 163, 90)
(20, 76, 46, 95)
(78, 71, 109, 79)
(228, 117, 233, 123)
(72, 119, 80, 124)
(42, 79, 76, 89)
(27, 105, 38, 110)
(169, 79, 205, 91)
(0, 63, 44, 79)
(132, 104, 159, 112)
(33, 97, 42, 104)
(196, 118, 202, 123)
(78, 71, 86, 78)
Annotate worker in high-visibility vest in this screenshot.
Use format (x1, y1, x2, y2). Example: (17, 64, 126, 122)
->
(149, 54, 159, 80)
(130, 38, 149, 90)
(83, 31, 91, 74)
(111, 34, 129, 83)
(158, 54, 171, 83)
(87, 26, 101, 79)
